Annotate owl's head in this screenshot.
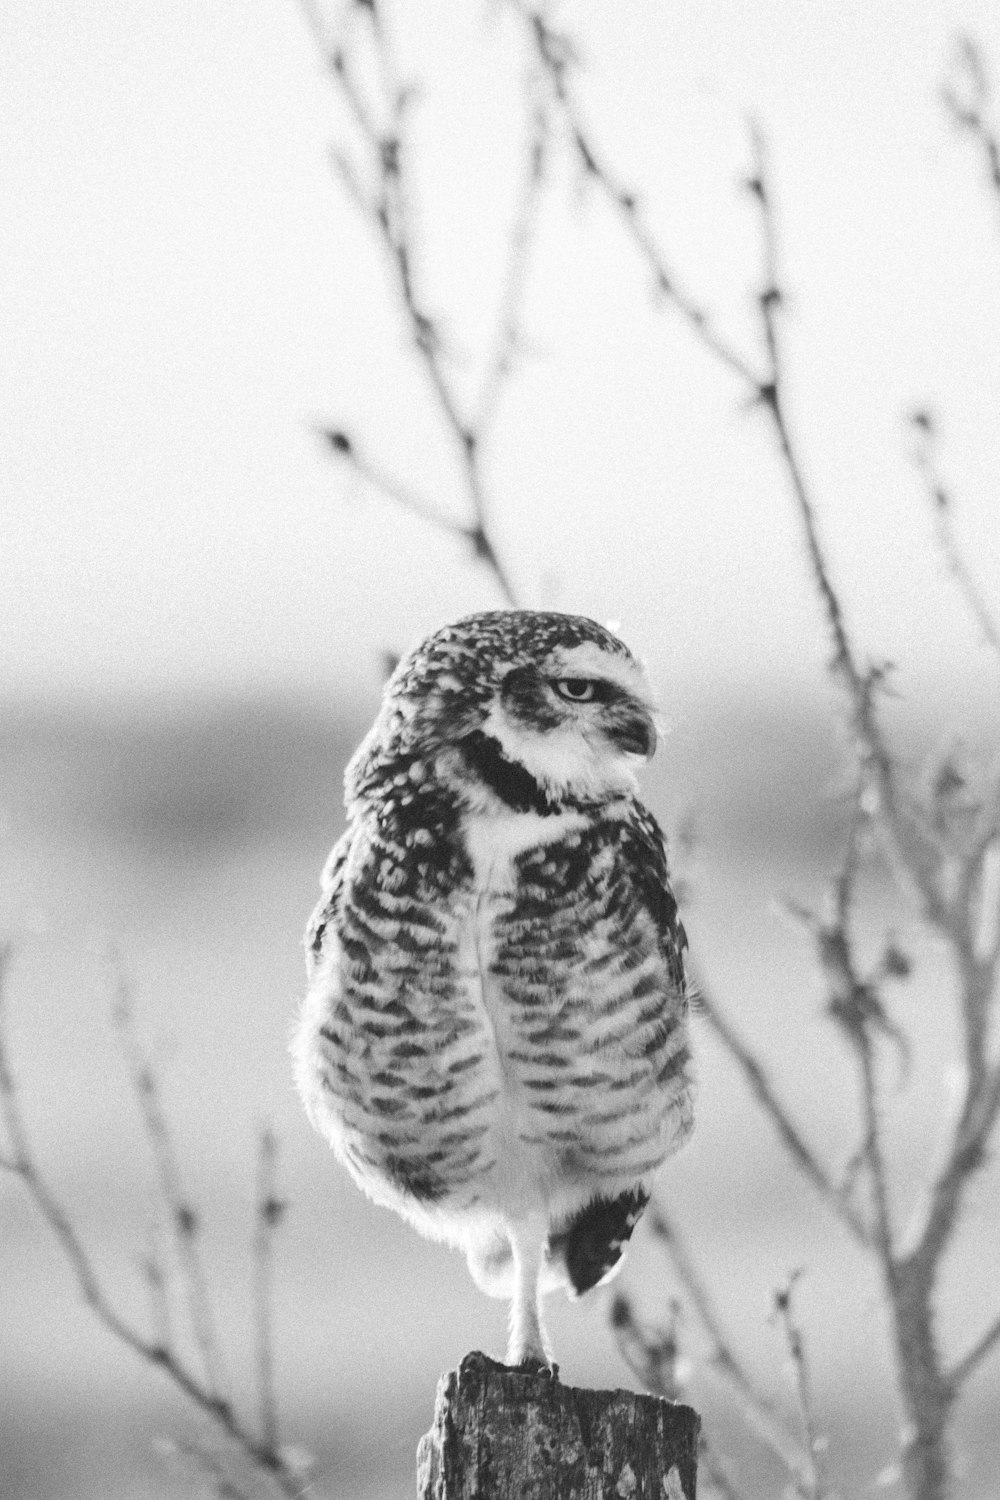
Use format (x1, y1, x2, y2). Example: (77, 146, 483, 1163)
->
(352, 611, 658, 809)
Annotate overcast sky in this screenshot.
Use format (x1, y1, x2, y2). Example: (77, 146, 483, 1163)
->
(3, 1, 999, 718)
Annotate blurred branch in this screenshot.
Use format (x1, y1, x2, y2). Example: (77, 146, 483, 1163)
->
(155, 1436, 254, 1500)
(314, 426, 475, 538)
(646, 1207, 818, 1488)
(942, 35, 1000, 222)
(508, 0, 763, 389)
(300, 0, 542, 606)
(474, 93, 549, 433)
(611, 1276, 766, 1500)
(693, 975, 869, 1245)
(949, 1306, 1000, 1390)
(0, 941, 310, 1500)
(142, 1209, 173, 1355)
(610, 1287, 686, 1403)
(772, 1273, 831, 1500)
(785, 796, 904, 1271)
(743, 128, 866, 702)
(694, 1440, 752, 1500)
(909, 409, 1000, 667)
(112, 967, 228, 1402)
(253, 1127, 285, 1455)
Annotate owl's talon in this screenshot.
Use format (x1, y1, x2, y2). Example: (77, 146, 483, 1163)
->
(510, 1356, 559, 1380)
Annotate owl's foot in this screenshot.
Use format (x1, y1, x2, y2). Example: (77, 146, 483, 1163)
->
(509, 1355, 559, 1380)
(506, 1213, 553, 1375)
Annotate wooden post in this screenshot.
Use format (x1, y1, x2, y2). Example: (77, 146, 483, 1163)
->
(417, 1351, 700, 1499)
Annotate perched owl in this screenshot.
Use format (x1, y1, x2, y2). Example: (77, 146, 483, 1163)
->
(293, 610, 693, 1370)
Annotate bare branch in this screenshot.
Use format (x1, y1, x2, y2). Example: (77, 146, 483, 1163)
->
(772, 1273, 831, 1499)
(648, 1207, 815, 1485)
(694, 975, 870, 1244)
(253, 1126, 285, 1456)
(302, 0, 522, 605)
(907, 1059, 1000, 1277)
(942, 35, 1000, 223)
(792, 801, 902, 1270)
(509, 0, 763, 389)
(314, 425, 477, 539)
(695, 1436, 753, 1500)
(949, 1305, 1000, 1390)
(111, 968, 228, 1403)
(745, 127, 867, 706)
(155, 1436, 254, 1500)
(473, 95, 550, 433)
(142, 1209, 172, 1356)
(0, 943, 309, 1498)
(610, 1289, 686, 1403)
(909, 410, 1000, 667)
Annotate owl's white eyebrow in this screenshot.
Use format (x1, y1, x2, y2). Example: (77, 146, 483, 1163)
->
(548, 643, 654, 705)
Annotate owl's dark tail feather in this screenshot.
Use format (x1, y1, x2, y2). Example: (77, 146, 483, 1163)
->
(548, 1188, 651, 1297)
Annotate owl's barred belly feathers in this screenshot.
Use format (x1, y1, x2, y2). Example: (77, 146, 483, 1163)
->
(296, 802, 692, 1239)
(293, 609, 695, 1367)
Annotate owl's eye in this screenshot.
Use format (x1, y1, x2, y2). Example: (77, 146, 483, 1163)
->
(554, 678, 599, 702)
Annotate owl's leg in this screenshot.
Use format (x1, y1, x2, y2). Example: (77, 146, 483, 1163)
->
(505, 1213, 553, 1370)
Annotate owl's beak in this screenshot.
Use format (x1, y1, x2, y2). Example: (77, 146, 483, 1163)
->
(608, 707, 657, 760)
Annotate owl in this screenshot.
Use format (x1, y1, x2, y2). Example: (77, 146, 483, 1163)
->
(293, 610, 693, 1370)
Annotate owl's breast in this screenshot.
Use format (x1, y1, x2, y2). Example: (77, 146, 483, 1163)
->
(482, 813, 692, 1190)
(296, 803, 691, 1228)
(295, 812, 516, 1219)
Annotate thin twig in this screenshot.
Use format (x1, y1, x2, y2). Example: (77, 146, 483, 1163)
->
(610, 1290, 686, 1402)
(253, 1127, 285, 1455)
(745, 127, 865, 704)
(302, 0, 523, 605)
(155, 1435, 254, 1500)
(942, 35, 1000, 224)
(909, 410, 1000, 667)
(796, 798, 900, 1270)
(773, 1273, 830, 1500)
(473, 95, 549, 432)
(949, 1306, 1000, 1389)
(693, 977, 869, 1245)
(648, 1207, 815, 1485)
(908, 1059, 1000, 1274)
(742, 130, 964, 962)
(111, 968, 228, 1403)
(142, 1209, 173, 1355)
(314, 427, 475, 538)
(509, 0, 763, 389)
(696, 1435, 753, 1500)
(0, 943, 308, 1499)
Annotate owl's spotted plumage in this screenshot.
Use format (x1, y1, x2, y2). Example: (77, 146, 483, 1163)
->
(293, 610, 694, 1368)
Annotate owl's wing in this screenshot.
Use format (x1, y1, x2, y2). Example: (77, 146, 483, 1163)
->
(304, 826, 352, 979)
(621, 802, 688, 995)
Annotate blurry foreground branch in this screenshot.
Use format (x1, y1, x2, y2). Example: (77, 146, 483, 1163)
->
(0, 942, 312, 1500)
(300, 0, 543, 606)
(943, 34, 1000, 224)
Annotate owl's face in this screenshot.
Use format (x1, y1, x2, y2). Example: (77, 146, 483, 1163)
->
(357, 611, 658, 807)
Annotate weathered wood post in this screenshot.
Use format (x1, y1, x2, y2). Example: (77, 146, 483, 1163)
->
(417, 1351, 700, 1499)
